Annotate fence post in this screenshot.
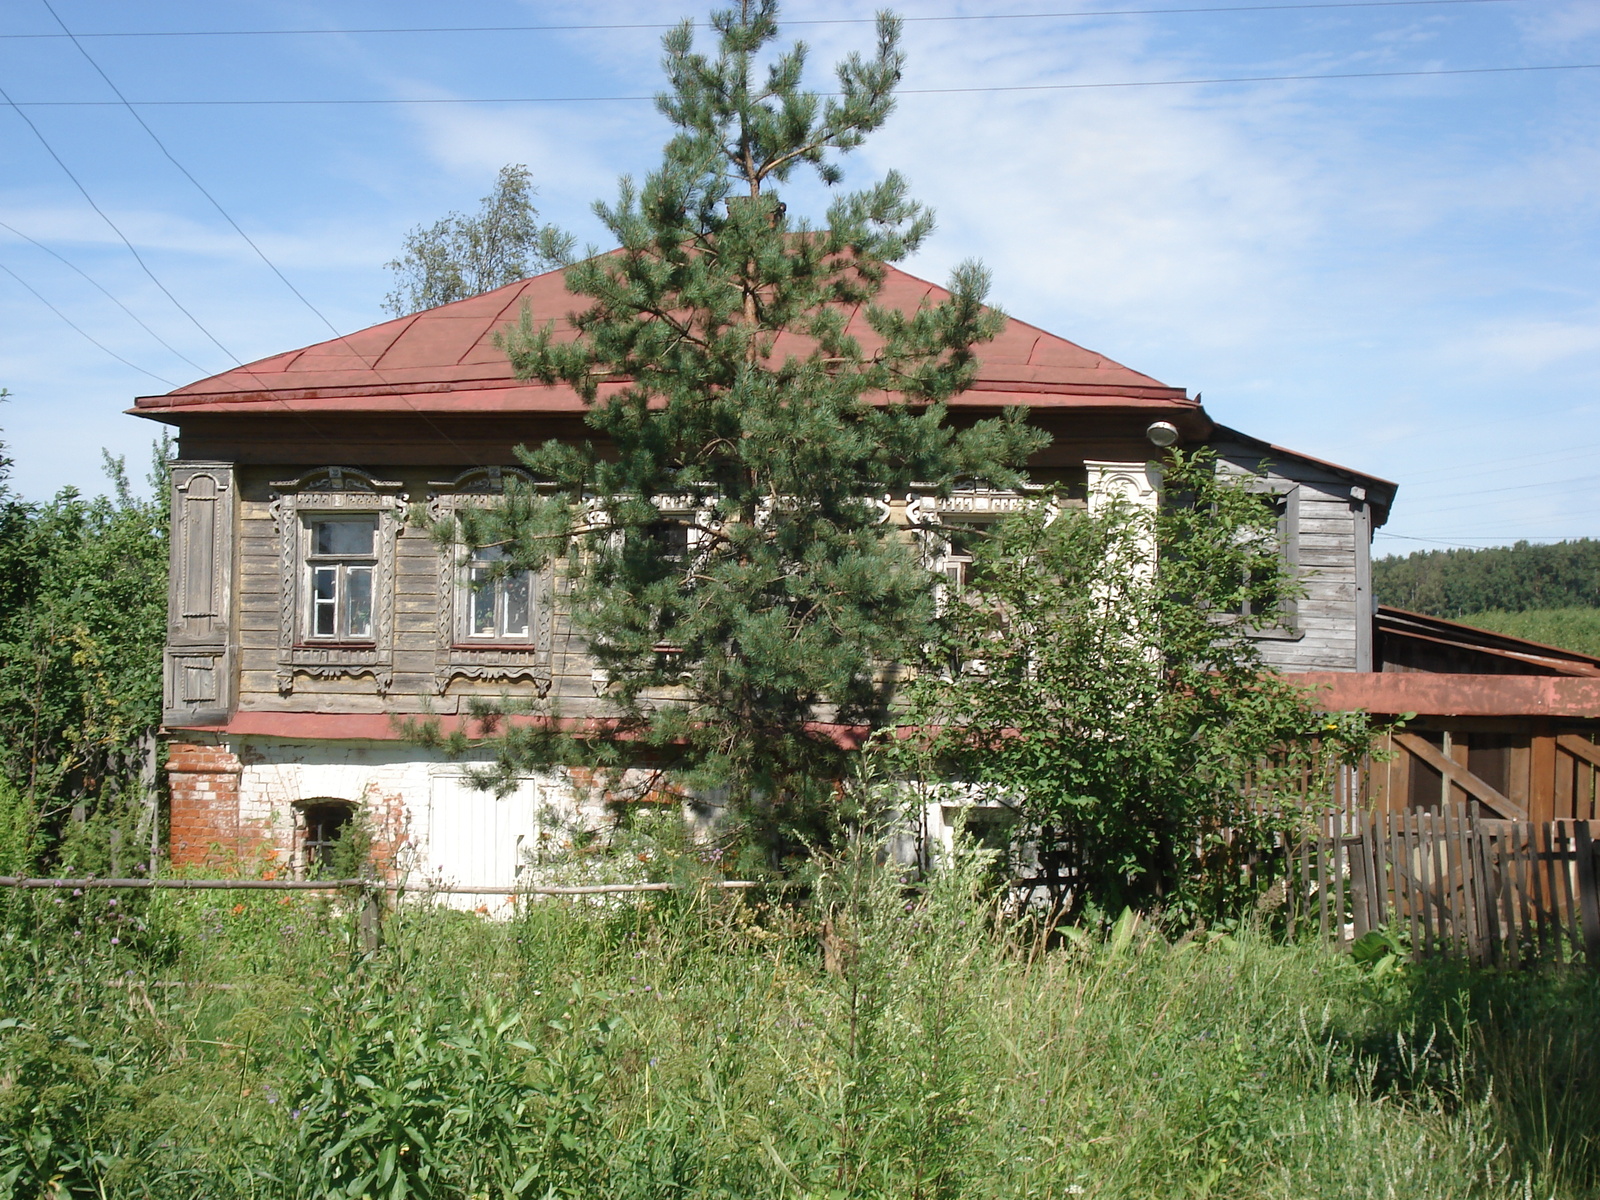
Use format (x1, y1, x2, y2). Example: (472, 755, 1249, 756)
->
(1575, 822, 1600, 967)
(358, 884, 383, 953)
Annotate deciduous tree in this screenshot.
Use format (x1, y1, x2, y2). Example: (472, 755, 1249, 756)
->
(383, 164, 576, 317)
(900, 451, 1373, 922)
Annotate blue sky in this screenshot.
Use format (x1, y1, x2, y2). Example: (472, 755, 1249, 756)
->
(2, 0, 1598, 554)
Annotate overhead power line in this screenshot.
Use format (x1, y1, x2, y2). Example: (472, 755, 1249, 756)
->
(11, 61, 1599, 107)
(0, 217, 210, 374)
(39, 0, 351, 347)
(0, 0, 1541, 38)
(0, 81, 241, 366)
(38, 0, 487, 468)
(0, 259, 176, 386)
(1375, 532, 1590, 546)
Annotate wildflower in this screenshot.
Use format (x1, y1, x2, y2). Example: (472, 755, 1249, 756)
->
(290, 1109, 302, 1120)
(108, 899, 118, 908)
(110, 937, 120, 945)
(72, 888, 82, 896)
(232, 903, 245, 915)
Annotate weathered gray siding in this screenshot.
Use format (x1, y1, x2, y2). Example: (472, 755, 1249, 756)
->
(1212, 440, 1374, 673)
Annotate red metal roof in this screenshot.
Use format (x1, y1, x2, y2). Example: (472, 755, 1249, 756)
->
(131, 261, 1196, 419)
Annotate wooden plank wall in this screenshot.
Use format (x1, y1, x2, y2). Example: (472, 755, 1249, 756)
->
(1213, 441, 1367, 674)
(233, 466, 605, 716)
(1364, 726, 1600, 824)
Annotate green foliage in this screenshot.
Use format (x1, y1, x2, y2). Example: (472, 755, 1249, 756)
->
(903, 451, 1374, 923)
(0, 432, 167, 874)
(383, 164, 576, 317)
(282, 969, 621, 1199)
(9, 873, 1600, 1197)
(1450, 605, 1600, 656)
(432, 0, 1044, 845)
(0, 777, 35, 878)
(1373, 537, 1600, 617)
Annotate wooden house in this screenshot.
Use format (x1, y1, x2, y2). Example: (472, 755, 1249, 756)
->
(133, 263, 1402, 892)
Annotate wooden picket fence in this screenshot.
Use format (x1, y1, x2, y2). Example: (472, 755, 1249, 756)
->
(1288, 805, 1600, 966)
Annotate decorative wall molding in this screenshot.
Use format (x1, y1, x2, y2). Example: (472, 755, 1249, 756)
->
(1084, 460, 1162, 514)
(269, 467, 407, 696)
(426, 467, 553, 696)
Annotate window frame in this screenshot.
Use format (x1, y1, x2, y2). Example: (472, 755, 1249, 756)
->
(458, 542, 537, 646)
(427, 468, 554, 696)
(297, 799, 355, 877)
(269, 467, 408, 695)
(1235, 481, 1302, 640)
(303, 514, 380, 643)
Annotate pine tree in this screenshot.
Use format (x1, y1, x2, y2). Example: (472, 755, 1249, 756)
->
(383, 165, 575, 317)
(442, 0, 1045, 848)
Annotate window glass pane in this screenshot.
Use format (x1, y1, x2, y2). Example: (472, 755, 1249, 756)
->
(472, 543, 508, 564)
(503, 573, 530, 637)
(468, 567, 495, 637)
(312, 567, 337, 636)
(345, 566, 373, 639)
(315, 517, 376, 556)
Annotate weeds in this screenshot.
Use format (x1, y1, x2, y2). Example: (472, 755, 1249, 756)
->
(2, 858, 1598, 1197)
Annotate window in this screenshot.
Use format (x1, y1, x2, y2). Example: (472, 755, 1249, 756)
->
(464, 544, 532, 641)
(306, 516, 378, 641)
(1237, 488, 1299, 634)
(270, 467, 407, 696)
(300, 801, 354, 874)
(427, 467, 553, 695)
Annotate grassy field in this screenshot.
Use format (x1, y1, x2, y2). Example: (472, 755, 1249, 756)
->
(4, 856, 1600, 1199)
(1456, 606, 1600, 658)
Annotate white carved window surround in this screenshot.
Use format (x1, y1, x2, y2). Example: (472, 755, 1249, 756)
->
(270, 467, 408, 695)
(428, 467, 553, 696)
(903, 482, 1055, 602)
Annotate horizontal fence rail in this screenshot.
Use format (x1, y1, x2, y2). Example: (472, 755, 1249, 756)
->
(1290, 806, 1600, 966)
(0, 877, 762, 897)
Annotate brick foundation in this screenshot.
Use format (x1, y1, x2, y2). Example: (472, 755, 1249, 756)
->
(167, 739, 249, 867)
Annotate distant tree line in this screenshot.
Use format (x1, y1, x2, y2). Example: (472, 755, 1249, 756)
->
(1373, 539, 1600, 618)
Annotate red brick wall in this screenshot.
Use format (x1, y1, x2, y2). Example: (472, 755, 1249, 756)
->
(167, 740, 244, 867)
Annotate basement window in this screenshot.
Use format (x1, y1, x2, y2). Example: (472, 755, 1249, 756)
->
(301, 801, 355, 874)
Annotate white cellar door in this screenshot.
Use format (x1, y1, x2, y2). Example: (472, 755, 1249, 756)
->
(424, 774, 539, 913)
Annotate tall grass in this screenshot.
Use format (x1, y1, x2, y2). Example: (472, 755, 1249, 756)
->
(4, 853, 1600, 1198)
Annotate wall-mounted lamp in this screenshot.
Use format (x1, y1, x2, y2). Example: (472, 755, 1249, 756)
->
(1145, 420, 1180, 448)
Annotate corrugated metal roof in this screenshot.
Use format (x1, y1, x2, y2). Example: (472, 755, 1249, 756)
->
(131, 260, 1196, 417)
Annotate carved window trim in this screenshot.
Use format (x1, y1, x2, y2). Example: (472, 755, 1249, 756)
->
(427, 467, 554, 696)
(270, 467, 407, 695)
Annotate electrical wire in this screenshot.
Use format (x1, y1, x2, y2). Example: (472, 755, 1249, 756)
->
(0, 81, 241, 367)
(1375, 531, 1587, 546)
(0, 0, 1543, 38)
(0, 217, 211, 375)
(39, 0, 489, 469)
(0, 259, 177, 386)
(12, 61, 1599, 107)
(40, 0, 352, 348)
